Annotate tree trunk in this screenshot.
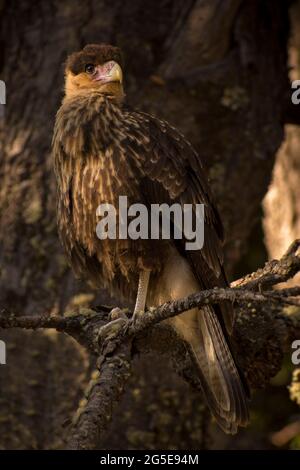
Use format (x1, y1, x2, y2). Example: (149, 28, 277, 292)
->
(0, 0, 291, 449)
(263, 0, 300, 287)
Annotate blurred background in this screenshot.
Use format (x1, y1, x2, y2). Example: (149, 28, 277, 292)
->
(0, 0, 300, 450)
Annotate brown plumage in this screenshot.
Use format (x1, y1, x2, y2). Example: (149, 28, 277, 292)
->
(53, 44, 249, 433)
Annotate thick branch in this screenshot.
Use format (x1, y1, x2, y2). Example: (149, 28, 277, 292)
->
(67, 343, 132, 450)
(1, 285, 299, 350)
(0, 239, 299, 449)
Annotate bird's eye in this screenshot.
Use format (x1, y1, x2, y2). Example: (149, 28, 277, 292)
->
(85, 64, 95, 74)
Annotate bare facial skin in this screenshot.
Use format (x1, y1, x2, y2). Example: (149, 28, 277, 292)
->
(64, 60, 124, 100)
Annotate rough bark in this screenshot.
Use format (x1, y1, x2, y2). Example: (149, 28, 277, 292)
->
(0, 0, 292, 449)
(1, 240, 300, 449)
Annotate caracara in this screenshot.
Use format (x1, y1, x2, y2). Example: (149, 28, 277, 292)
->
(52, 44, 249, 433)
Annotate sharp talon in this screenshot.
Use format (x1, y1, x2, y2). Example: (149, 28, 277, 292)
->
(97, 317, 127, 343)
(109, 307, 128, 321)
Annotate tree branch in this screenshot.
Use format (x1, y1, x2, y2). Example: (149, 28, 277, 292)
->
(67, 342, 132, 450)
(0, 239, 300, 449)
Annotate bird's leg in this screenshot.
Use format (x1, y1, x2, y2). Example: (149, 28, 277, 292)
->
(133, 269, 151, 318)
(101, 269, 151, 338)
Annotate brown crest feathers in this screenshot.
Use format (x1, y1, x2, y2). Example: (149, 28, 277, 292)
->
(66, 44, 123, 75)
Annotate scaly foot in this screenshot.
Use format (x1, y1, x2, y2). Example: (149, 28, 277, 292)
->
(97, 307, 129, 345)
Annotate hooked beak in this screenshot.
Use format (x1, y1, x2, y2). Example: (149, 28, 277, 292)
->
(93, 61, 123, 84)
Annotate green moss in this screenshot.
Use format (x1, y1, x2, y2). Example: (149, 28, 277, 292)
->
(45, 277, 56, 291)
(71, 293, 95, 307)
(24, 409, 37, 417)
(283, 305, 300, 317)
(132, 388, 141, 401)
(23, 197, 42, 224)
(221, 86, 249, 111)
(126, 428, 154, 447)
(289, 368, 300, 405)
(78, 307, 97, 317)
(209, 163, 225, 182)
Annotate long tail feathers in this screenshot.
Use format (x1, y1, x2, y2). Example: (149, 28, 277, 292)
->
(188, 307, 249, 434)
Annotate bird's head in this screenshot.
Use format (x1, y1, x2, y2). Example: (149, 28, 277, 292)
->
(64, 44, 124, 101)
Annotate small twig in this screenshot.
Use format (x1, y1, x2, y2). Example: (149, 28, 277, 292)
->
(0, 310, 71, 330)
(232, 239, 300, 290)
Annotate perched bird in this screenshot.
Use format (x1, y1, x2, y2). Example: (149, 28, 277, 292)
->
(53, 44, 249, 433)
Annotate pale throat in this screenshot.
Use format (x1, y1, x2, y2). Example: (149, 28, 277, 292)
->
(64, 73, 125, 102)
